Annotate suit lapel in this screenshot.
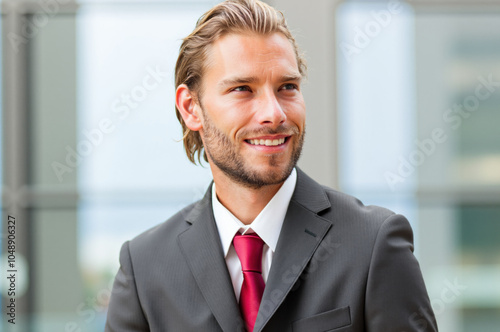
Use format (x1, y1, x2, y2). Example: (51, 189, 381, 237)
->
(178, 185, 245, 332)
(254, 169, 333, 332)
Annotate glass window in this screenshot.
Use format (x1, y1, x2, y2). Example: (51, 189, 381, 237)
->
(336, 3, 500, 331)
(459, 205, 500, 265)
(335, 1, 417, 223)
(76, 3, 215, 330)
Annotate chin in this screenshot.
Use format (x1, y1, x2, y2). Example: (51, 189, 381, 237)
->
(254, 163, 294, 183)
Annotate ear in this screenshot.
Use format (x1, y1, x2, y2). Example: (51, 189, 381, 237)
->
(175, 84, 203, 131)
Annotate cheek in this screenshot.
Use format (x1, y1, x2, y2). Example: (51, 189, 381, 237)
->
(206, 107, 248, 139)
(285, 100, 306, 128)
(219, 101, 254, 132)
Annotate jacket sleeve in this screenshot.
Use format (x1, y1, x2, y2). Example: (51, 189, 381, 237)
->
(365, 214, 438, 331)
(105, 241, 149, 332)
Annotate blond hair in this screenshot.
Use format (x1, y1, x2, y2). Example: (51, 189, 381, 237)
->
(175, 0, 307, 164)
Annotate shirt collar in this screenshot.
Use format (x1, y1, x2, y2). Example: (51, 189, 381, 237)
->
(212, 168, 297, 257)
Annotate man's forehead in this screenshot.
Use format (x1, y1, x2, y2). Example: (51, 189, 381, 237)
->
(204, 32, 301, 76)
(214, 32, 293, 53)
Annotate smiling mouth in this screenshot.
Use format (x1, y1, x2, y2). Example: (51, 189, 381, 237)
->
(246, 137, 288, 146)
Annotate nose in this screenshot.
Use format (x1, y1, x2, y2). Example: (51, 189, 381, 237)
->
(256, 89, 286, 127)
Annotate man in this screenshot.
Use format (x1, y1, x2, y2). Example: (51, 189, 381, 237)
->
(105, 1, 438, 331)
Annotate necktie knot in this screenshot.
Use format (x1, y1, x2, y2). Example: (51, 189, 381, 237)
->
(233, 233, 264, 273)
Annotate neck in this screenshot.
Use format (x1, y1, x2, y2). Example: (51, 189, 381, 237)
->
(212, 168, 285, 225)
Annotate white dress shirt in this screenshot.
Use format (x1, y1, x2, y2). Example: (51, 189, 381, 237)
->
(211, 168, 297, 301)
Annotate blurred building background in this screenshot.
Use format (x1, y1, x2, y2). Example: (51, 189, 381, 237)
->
(1, 0, 499, 331)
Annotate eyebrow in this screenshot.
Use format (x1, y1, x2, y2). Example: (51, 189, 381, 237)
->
(280, 74, 302, 83)
(218, 77, 258, 89)
(218, 73, 302, 90)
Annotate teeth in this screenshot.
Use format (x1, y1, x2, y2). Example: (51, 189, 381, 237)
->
(248, 138, 286, 146)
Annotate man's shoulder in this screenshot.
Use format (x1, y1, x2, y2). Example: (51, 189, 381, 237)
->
(316, 183, 409, 244)
(295, 168, 396, 226)
(322, 185, 395, 221)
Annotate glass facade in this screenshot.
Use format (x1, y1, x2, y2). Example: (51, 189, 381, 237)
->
(1, 1, 216, 331)
(76, 7, 214, 328)
(337, 3, 500, 331)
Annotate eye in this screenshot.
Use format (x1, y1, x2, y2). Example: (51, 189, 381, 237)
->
(280, 83, 298, 91)
(231, 85, 252, 93)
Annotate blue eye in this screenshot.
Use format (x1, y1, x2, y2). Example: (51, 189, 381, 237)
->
(232, 86, 251, 92)
(281, 83, 298, 90)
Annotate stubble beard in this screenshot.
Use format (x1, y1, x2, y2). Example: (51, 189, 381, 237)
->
(200, 106, 304, 189)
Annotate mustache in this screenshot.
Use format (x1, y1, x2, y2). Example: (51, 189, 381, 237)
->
(239, 124, 300, 139)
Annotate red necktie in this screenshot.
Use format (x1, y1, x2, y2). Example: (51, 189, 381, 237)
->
(233, 233, 265, 332)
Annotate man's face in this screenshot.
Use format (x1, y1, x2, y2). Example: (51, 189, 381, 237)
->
(197, 32, 306, 188)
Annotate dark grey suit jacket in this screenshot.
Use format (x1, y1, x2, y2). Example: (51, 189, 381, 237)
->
(105, 169, 437, 331)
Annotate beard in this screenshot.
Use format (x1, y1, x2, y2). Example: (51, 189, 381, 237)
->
(200, 106, 304, 189)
